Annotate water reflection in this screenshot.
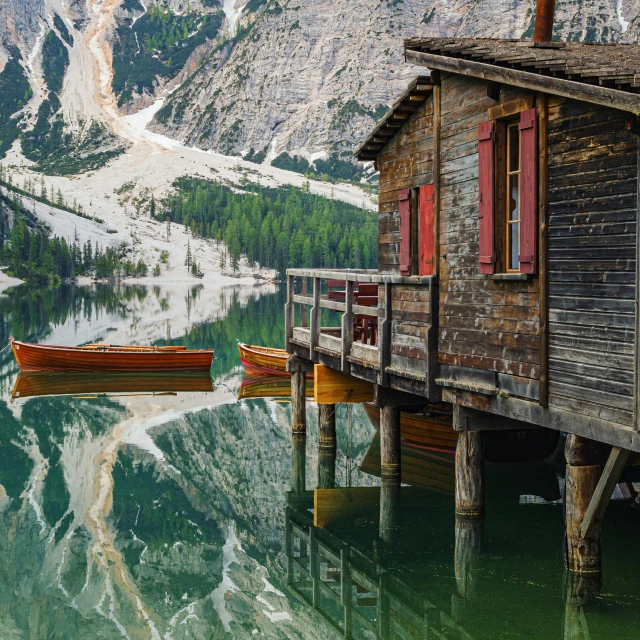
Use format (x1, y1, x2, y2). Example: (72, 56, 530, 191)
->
(0, 282, 638, 638)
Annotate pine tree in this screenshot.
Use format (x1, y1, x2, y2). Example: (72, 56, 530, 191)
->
(166, 216, 171, 241)
(185, 239, 192, 271)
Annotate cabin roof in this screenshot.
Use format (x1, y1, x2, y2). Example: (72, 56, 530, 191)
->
(405, 37, 640, 115)
(354, 76, 433, 161)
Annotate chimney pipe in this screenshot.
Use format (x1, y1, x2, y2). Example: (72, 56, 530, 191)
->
(533, 0, 556, 43)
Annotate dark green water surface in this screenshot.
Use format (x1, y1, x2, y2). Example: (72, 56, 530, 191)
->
(0, 282, 638, 639)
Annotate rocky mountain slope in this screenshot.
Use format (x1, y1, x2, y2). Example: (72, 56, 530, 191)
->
(2, 0, 640, 180)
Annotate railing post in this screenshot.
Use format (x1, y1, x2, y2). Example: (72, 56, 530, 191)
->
(310, 277, 321, 363)
(285, 273, 294, 353)
(341, 279, 354, 374)
(378, 282, 392, 387)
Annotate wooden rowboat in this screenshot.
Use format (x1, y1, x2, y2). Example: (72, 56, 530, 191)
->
(12, 371, 214, 401)
(238, 343, 290, 376)
(11, 339, 214, 372)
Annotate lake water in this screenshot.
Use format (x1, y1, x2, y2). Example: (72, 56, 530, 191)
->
(0, 282, 639, 639)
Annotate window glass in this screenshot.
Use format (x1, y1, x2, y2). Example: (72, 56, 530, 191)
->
(506, 122, 520, 271)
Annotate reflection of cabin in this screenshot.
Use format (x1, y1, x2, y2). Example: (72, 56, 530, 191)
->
(285, 1, 640, 582)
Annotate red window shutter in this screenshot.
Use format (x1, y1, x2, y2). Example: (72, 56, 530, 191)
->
(399, 188, 411, 276)
(519, 107, 538, 274)
(478, 121, 495, 274)
(419, 184, 435, 276)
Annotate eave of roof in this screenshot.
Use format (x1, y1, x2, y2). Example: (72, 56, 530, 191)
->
(354, 75, 433, 162)
(404, 38, 640, 116)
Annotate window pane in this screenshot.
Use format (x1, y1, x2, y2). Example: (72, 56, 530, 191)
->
(509, 177, 519, 222)
(510, 222, 519, 270)
(509, 124, 519, 173)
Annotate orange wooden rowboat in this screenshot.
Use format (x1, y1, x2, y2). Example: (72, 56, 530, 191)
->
(238, 343, 289, 376)
(11, 339, 214, 372)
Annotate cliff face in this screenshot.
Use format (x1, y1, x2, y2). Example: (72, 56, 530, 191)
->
(149, 0, 640, 165)
(1, 0, 639, 174)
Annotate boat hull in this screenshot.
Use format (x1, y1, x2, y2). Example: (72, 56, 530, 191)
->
(238, 343, 289, 376)
(12, 341, 214, 372)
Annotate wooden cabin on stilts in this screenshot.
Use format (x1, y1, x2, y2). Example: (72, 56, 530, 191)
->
(285, 0, 640, 594)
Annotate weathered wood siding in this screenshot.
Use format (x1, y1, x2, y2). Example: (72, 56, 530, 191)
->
(547, 99, 637, 426)
(378, 96, 434, 274)
(438, 74, 540, 382)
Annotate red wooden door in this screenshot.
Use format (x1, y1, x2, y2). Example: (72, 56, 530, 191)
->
(419, 184, 435, 276)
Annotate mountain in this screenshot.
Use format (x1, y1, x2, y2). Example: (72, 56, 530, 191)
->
(1, 0, 639, 179)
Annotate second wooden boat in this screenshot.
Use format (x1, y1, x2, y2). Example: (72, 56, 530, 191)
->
(11, 339, 214, 372)
(238, 343, 290, 376)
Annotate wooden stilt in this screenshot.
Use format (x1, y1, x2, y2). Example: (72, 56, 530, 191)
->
(455, 431, 484, 518)
(291, 370, 306, 435)
(565, 435, 603, 576)
(380, 405, 401, 481)
(318, 403, 336, 450)
(565, 463, 601, 575)
(291, 434, 306, 494)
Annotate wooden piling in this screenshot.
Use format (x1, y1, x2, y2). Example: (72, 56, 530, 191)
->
(565, 435, 602, 576)
(318, 403, 336, 450)
(455, 431, 484, 518)
(563, 571, 600, 640)
(291, 370, 306, 435)
(380, 405, 401, 481)
(454, 516, 482, 600)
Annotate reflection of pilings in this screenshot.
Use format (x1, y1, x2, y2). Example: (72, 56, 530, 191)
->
(454, 516, 483, 601)
(563, 570, 600, 640)
(379, 480, 400, 544)
(340, 546, 353, 639)
(318, 403, 336, 450)
(565, 435, 602, 576)
(318, 448, 336, 489)
(380, 405, 401, 481)
(455, 431, 484, 518)
(292, 434, 306, 494)
(291, 371, 307, 435)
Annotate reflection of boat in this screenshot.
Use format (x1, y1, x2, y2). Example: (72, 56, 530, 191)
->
(11, 339, 214, 372)
(237, 374, 314, 401)
(362, 402, 456, 454)
(11, 371, 214, 401)
(238, 343, 289, 376)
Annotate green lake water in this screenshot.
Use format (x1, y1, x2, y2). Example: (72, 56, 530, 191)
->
(0, 282, 638, 639)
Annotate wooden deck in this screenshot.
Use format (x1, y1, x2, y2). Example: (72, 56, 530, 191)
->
(285, 269, 440, 400)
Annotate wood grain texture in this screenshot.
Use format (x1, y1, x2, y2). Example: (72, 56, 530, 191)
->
(547, 100, 637, 425)
(455, 430, 484, 517)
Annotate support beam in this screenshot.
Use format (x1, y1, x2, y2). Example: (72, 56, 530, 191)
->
(380, 405, 401, 481)
(373, 384, 425, 408)
(314, 364, 374, 404)
(318, 403, 337, 450)
(455, 431, 484, 518)
(580, 447, 630, 539)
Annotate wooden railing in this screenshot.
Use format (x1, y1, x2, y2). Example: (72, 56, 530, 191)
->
(285, 269, 438, 395)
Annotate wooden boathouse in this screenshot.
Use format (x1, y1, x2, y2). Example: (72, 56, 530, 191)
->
(285, 0, 640, 584)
